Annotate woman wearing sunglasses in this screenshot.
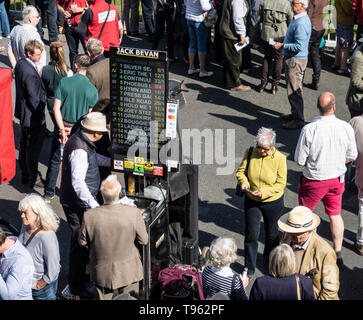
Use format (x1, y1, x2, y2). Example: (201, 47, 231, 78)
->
(236, 127, 287, 280)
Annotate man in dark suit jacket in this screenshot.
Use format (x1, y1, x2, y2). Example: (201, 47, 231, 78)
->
(79, 174, 148, 300)
(14, 39, 46, 188)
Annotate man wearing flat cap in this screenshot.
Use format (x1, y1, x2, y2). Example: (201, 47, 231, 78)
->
(60, 111, 111, 298)
(278, 206, 340, 300)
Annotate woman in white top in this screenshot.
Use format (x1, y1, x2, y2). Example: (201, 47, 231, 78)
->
(184, 0, 214, 77)
(18, 194, 61, 300)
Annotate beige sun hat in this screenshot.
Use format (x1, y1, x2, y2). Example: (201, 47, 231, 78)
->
(81, 112, 108, 133)
(278, 206, 321, 233)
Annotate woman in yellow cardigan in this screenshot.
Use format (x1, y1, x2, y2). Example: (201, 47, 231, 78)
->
(236, 127, 287, 279)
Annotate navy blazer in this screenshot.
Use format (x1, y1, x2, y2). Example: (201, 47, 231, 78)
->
(249, 274, 316, 300)
(14, 58, 46, 128)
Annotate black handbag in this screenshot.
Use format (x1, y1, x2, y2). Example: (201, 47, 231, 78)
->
(235, 147, 253, 198)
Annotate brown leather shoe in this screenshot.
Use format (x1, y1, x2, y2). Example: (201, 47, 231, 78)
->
(282, 120, 304, 130)
(280, 113, 293, 121)
(230, 84, 251, 92)
(355, 243, 363, 256)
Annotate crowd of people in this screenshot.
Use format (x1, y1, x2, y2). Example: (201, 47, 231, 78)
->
(0, 0, 363, 301)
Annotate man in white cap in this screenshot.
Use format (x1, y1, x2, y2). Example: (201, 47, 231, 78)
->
(278, 206, 340, 300)
(60, 111, 110, 298)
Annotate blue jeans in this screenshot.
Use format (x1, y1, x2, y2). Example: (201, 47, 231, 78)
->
(0, 1, 10, 36)
(32, 279, 58, 300)
(44, 127, 61, 197)
(186, 19, 209, 55)
(244, 195, 284, 275)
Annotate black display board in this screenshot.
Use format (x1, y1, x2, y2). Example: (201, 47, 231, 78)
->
(109, 47, 168, 162)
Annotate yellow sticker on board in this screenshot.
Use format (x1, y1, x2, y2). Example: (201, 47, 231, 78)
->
(134, 157, 145, 165)
(124, 158, 134, 169)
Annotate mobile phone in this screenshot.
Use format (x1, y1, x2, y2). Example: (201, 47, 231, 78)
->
(269, 38, 276, 45)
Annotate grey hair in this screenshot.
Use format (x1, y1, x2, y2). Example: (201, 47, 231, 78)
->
(22, 5, 39, 24)
(100, 175, 121, 204)
(86, 38, 104, 57)
(269, 244, 296, 278)
(300, 0, 309, 8)
(255, 127, 276, 147)
(18, 194, 60, 232)
(209, 237, 237, 269)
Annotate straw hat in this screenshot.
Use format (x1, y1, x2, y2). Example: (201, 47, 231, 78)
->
(81, 112, 108, 133)
(278, 206, 320, 233)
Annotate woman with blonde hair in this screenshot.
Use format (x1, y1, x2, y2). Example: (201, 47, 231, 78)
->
(249, 244, 315, 300)
(202, 237, 248, 300)
(18, 194, 61, 300)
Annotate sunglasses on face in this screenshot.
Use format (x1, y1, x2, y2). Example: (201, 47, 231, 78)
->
(256, 145, 271, 152)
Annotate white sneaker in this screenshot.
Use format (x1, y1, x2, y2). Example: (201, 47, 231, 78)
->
(188, 68, 200, 75)
(0, 36, 2, 40)
(199, 71, 214, 78)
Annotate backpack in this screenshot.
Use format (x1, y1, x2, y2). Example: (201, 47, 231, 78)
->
(158, 264, 205, 300)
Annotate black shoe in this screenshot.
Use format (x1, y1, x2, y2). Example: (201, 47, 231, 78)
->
(258, 82, 267, 93)
(280, 113, 293, 121)
(272, 85, 278, 95)
(305, 82, 320, 90)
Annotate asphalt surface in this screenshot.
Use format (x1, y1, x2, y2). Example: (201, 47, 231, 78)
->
(0, 21, 362, 300)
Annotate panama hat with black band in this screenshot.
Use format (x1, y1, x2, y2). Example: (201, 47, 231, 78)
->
(278, 206, 321, 234)
(81, 112, 108, 133)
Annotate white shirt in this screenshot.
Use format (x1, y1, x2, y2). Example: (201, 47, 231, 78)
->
(232, 0, 248, 37)
(185, 0, 213, 22)
(294, 115, 357, 181)
(69, 149, 111, 209)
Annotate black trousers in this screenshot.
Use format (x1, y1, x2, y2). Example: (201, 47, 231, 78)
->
(244, 195, 284, 275)
(62, 205, 89, 296)
(19, 124, 46, 185)
(308, 28, 325, 84)
(64, 24, 86, 70)
(151, 4, 175, 59)
(141, 0, 155, 35)
(222, 38, 242, 89)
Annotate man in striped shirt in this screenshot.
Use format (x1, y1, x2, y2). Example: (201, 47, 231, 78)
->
(294, 92, 357, 266)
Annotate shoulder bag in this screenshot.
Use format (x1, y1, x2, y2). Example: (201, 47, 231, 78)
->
(235, 146, 253, 198)
(23, 228, 42, 247)
(98, 3, 111, 40)
(203, 8, 218, 28)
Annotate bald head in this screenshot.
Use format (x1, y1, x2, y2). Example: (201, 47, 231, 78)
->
(317, 92, 336, 115)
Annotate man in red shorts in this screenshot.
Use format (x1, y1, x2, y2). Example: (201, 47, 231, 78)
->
(294, 92, 357, 266)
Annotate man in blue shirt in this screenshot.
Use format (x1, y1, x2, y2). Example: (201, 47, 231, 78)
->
(273, 0, 311, 129)
(0, 227, 34, 300)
